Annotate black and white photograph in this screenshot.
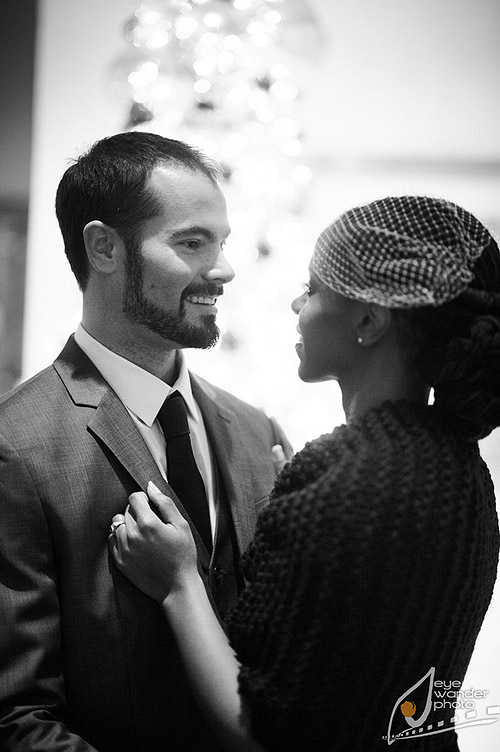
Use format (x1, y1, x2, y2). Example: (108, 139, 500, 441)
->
(1, 1, 499, 750)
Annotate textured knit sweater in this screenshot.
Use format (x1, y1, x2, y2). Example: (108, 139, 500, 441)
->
(228, 401, 499, 751)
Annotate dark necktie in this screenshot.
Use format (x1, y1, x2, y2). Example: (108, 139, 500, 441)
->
(156, 391, 212, 553)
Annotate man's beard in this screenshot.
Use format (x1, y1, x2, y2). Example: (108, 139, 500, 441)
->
(122, 242, 221, 349)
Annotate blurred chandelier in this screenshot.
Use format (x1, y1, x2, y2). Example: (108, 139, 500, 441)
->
(111, 0, 323, 254)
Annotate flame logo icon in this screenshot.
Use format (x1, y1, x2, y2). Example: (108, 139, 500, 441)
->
(400, 701, 416, 717)
(386, 667, 435, 745)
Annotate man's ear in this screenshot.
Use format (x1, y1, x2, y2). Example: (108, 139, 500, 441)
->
(83, 221, 121, 275)
(356, 303, 393, 346)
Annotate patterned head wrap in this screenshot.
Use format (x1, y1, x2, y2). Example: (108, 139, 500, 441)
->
(311, 196, 493, 308)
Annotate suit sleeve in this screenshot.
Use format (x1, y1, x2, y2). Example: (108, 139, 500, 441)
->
(0, 435, 99, 751)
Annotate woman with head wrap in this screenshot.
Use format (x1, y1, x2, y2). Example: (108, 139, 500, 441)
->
(109, 196, 500, 751)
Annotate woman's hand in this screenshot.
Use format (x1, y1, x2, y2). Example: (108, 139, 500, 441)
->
(109, 482, 199, 603)
(110, 483, 262, 752)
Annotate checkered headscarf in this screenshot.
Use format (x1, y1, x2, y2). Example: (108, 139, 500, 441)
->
(312, 196, 492, 308)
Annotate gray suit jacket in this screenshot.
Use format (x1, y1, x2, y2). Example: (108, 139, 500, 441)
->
(0, 337, 291, 752)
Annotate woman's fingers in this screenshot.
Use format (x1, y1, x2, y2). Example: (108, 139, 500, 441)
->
(108, 484, 199, 601)
(109, 513, 126, 536)
(147, 481, 187, 526)
(109, 483, 188, 565)
(128, 486, 180, 527)
(108, 513, 128, 563)
(127, 491, 151, 521)
(271, 444, 287, 474)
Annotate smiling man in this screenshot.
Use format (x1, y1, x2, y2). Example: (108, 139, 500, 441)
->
(0, 132, 291, 752)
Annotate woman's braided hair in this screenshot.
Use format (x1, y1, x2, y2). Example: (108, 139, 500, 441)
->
(396, 236, 500, 440)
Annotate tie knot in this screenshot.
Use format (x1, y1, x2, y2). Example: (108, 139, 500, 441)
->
(157, 391, 190, 440)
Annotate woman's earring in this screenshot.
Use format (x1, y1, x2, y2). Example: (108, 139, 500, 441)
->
(357, 336, 363, 345)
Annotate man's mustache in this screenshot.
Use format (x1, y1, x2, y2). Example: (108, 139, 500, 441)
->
(182, 283, 224, 298)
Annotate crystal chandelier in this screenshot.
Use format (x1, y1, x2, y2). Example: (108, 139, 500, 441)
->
(111, 0, 322, 253)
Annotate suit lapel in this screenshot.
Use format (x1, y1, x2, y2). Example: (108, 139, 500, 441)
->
(87, 390, 165, 493)
(191, 375, 257, 555)
(54, 336, 164, 492)
(91, 392, 212, 561)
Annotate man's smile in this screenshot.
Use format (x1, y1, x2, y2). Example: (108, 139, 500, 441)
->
(185, 295, 218, 306)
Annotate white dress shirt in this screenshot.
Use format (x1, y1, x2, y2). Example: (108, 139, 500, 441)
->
(74, 324, 215, 541)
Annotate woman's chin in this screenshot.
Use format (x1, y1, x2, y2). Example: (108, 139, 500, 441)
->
(298, 362, 336, 384)
(297, 363, 320, 383)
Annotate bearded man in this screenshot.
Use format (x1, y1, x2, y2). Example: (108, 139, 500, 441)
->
(0, 131, 290, 752)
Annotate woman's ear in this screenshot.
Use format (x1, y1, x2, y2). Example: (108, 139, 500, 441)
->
(83, 221, 121, 275)
(356, 303, 393, 346)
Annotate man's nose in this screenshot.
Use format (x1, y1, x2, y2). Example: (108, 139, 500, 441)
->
(204, 250, 235, 285)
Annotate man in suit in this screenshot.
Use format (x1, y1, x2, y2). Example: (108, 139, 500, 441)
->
(0, 131, 290, 751)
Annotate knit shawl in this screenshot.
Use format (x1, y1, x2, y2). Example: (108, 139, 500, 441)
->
(228, 401, 499, 751)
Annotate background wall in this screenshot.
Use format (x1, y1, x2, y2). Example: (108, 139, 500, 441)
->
(0, 0, 36, 392)
(12, 0, 500, 748)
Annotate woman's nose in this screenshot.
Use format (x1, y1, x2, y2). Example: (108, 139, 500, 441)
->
(291, 292, 306, 315)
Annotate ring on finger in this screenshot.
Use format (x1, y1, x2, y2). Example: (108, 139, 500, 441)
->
(109, 519, 126, 536)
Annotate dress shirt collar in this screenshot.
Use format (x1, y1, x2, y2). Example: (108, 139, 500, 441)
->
(74, 324, 198, 427)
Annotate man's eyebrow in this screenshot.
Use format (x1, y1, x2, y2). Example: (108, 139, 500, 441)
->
(170, 226, 215, 241)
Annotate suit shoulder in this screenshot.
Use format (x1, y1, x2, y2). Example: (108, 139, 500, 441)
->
(0, 365, 60, 406)
(0, 365, 70, 433)
(190, 373, 291, 451)
(192, 373, 268, 420)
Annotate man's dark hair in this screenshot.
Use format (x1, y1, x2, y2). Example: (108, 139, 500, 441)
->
(55, 131, 221, 289)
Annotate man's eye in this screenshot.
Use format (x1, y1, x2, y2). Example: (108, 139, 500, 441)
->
(301, 282, 311, 295)
(182, 240, 201, 250)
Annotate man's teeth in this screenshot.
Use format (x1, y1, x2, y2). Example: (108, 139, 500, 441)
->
(186, 295, 217, 305)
